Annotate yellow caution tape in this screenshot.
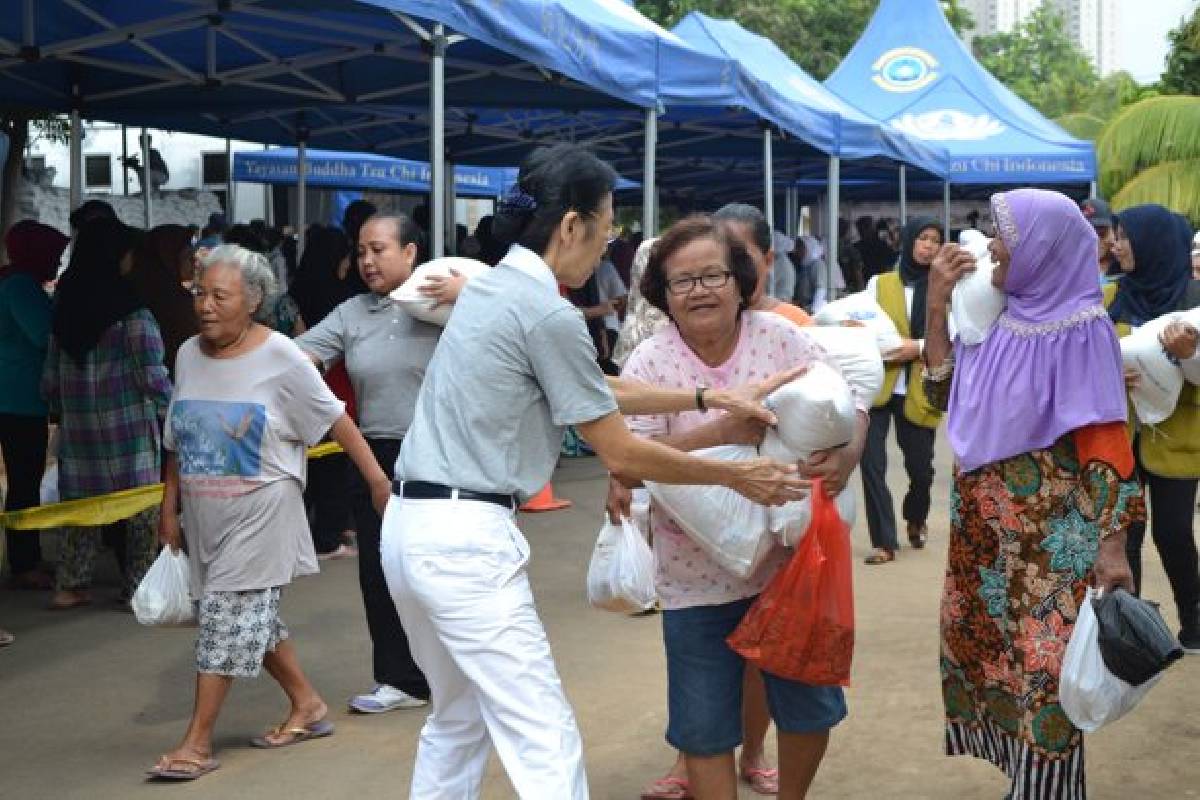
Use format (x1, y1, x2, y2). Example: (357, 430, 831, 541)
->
(0, 443, 345, 531)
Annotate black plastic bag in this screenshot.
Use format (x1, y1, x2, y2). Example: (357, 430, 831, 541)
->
(1093, 588, 1184, 686)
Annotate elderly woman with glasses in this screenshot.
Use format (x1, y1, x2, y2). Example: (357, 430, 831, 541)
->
(617, 214, 869, 800)
(147, 244, 390, 782)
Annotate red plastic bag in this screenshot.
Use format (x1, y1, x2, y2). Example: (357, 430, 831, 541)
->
(727, 479, 855, 686)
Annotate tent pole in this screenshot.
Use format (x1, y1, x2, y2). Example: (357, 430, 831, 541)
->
(68, 109, 82, 213)
(827, 156, 840, 296)
(263, 143, 271, 227)
(445, 160, 457, 255)
(642, 106, 657, 239)
(297, 137, 307, 256)
(784, 186, 794, 237)
(121, 125, 129, 196)
(762, 126, 774, 229)
(141, 127, 152, 229)
(430, 23, 447, 259)
(1089, 180, 1097, 198)
(943, 180, 951, 242)
(899, 164, 907, 225)
(225, 137, 235, 223)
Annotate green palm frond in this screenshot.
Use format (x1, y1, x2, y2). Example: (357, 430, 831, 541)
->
(1053, 112, 1106, 141)
(1110, 158, 1200, 228)
(1097, 95, 1200, 198)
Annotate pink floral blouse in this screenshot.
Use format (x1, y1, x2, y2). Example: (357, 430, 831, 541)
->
(622, 310, 839, 610)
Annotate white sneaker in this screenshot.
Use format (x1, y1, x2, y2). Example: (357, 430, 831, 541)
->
(348, 684, 428, 713)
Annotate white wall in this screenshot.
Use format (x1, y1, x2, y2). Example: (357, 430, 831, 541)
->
(25, 123, 267, 223)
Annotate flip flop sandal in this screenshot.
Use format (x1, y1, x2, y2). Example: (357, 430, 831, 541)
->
(741, 766, 780, 795)
(0, 630, 14, 648)
(639, 775, 693, 800)
(864, 548, 896, 565)
(146, 756, 220, 781)
(250, 719, 335, 749)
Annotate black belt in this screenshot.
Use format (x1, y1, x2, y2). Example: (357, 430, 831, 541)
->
(394, 480, 517, 510)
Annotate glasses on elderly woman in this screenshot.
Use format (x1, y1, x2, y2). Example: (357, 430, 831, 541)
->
(666, 270, 733, 296)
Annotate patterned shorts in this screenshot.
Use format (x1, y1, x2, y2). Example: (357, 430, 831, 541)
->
(196, 588, 289, 678)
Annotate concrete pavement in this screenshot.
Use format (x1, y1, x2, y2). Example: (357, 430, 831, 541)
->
(1, 436, 1197, 799)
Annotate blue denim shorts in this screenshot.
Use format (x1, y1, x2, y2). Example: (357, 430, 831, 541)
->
(662, 596, 847, 756)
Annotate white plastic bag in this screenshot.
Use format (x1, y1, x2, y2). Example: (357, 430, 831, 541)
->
(952, 230, 1007, 346)
(796, 326, 884, 409)
(645, 445, 772, 579)
(390, 257, 490, 326)
(768, 488, 857, 547)
(762, 362, 858, 462)
(132, 548, 196, 627)
(1061, 588, 1160, 732)
(1120, 313, 1184, 425)
(586, 517, 656, 613)
(814, 291, 903, 355)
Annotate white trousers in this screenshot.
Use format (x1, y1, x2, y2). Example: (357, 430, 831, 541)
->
(381, 496, 588, 800)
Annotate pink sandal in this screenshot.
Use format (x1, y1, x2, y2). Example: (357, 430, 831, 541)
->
(640, 775, 693, 800)
(741, 766, 780, 795)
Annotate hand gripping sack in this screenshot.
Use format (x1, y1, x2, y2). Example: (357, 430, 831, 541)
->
(952, 230, 1007, 346)
(586, 517, 657, 613)
(644, 445, 771, 579)
(797, 326, 885, 407)
(1061, 588, 1161, 732)
(813, 291, 903, 355)
(389, 257, 490, 326)
(132, 548, 196, 627)
(1179, 308, 1200, 386)
(1120, 313, 1184, 425)
(727, 480, 855, 686)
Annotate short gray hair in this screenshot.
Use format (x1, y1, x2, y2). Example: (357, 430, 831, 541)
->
(197, 244, 277, 317)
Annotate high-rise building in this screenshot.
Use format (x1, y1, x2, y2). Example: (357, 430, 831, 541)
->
(956, 0, 1120, 75)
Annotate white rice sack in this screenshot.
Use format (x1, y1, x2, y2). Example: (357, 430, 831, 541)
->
(1121, 313, 1184, 425)
(763, 362, 858, 462)
(799, 326, 885, 406)
(953, 230, 1007, 346)
(644, 445, 772, 579)
(814, 291, 903, 354)
(769, 488, 858, 548)
(390, 257, 490, 326)
(1179, 309, 1200, 386)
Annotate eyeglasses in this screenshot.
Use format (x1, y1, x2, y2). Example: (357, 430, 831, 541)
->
(666, 270, 733, 296)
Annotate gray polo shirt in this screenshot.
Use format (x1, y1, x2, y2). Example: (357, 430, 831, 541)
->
(396, 245, 618, 501)
(297, 293, 441, 439)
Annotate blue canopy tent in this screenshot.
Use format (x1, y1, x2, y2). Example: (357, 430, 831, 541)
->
(825, 0, 1095, 208)
(667, 12, 951, 262)
(0, 0, 700, 253)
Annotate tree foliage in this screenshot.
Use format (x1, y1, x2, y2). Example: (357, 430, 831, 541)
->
(634, 0, 973, 80)
(972, 6, 1098, 120)
(1161, 5, 1200, 96)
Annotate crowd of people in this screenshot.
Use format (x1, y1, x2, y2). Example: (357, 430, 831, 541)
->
(0, 142, 1198, 800)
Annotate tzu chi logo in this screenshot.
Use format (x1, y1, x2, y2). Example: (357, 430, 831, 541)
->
(872, 47, 939, 93)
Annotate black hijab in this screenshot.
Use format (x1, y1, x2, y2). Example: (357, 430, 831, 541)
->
(52, 218, 145, 363)
(1108, 204, 1191, 326)
(288, 225, 353, 327)
(897, 216, 941, 339)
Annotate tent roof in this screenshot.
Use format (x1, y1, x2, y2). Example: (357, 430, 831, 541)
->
(824, 0, 1094, 185)
(672, 13, 950, 178)
(0, 0, 698, 114)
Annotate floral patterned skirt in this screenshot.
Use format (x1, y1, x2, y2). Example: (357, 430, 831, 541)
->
(940, 435, 1142, 800)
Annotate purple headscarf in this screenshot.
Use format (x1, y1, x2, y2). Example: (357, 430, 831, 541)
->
(947, 188, 1127, 473)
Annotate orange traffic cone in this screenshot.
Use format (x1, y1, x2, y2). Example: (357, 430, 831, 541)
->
(520, 483, 572, 513)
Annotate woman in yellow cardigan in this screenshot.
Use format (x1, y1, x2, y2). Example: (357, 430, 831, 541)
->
(1108, 203, 1200, 653)
(860, 217, 944, 564)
